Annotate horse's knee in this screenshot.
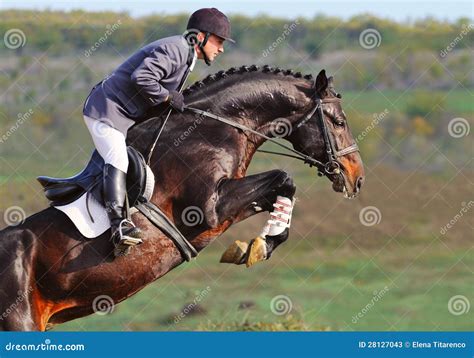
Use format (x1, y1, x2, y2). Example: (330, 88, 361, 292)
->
(271, 170, 295, 197)
(282, 176, 296, 196)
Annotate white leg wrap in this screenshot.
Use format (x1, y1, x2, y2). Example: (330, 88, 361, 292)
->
(259, 196, 295, 237)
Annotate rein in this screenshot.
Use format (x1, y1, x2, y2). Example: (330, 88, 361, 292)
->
(186, 106, 324, 168)
(185, 97, 359, 177)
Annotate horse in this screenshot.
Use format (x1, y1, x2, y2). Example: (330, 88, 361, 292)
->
(0, 66, 364, 331)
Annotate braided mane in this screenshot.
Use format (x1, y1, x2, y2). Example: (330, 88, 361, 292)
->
(183, 64, 314, 95)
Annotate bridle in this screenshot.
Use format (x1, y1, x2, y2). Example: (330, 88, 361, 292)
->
(295, 96, 359, 176)
(185, 95, 359, 178)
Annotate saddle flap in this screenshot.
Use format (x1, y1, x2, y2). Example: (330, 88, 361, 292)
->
(38, 146, 149, 208)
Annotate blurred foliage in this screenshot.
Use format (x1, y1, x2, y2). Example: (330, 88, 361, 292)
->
(412, 116, 435, 137)
(0, 11, 472, 55)
(405, 91, 445, 118)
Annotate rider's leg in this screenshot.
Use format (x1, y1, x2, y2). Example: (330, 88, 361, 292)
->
(83, 116, 142, 256)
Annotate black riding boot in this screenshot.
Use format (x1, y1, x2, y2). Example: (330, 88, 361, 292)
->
(103, 164, 143, 257)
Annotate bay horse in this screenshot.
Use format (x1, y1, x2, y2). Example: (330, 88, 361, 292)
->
(0, 66, 364, 331)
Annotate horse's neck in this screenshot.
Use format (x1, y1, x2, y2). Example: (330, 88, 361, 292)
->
(185, 90, 303, 177)
(215, 108, 288, 178)
(135, 74, 310, 175)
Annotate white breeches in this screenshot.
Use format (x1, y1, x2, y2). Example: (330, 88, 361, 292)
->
(84, 116, 131, 173)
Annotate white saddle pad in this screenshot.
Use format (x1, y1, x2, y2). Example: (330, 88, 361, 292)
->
(54, 165, 155, 238)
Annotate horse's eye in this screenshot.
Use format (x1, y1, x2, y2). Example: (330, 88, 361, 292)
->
(334, 118, 345, 127)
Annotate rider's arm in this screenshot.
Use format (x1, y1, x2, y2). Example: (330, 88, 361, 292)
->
(130, 44, 183, 106)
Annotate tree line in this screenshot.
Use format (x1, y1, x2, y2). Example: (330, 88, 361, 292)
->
(0, 10, 472, 56)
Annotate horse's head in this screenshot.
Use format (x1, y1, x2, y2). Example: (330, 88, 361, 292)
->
(287, 70, 365, 198)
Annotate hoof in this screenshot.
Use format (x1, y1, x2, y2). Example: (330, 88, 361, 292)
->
(220, 240, 248, 264)
(246, 236, 267, 268)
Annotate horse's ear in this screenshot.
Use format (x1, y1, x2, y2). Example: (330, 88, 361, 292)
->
(314, 69, 328, 95)
(328, 76, 334, 89)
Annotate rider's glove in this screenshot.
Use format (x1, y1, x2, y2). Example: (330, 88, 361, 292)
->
(167, 90, 185, 112)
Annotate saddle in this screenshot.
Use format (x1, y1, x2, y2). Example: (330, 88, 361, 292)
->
(37, 147, 147, 207)
(37, 146, 197, 261)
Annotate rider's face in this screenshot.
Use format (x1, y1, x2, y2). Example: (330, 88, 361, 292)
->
(197, 33, 225, 62)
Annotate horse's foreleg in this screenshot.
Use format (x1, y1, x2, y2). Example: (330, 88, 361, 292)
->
(216, 169, 296, 222)
(215, 169, 296, 266)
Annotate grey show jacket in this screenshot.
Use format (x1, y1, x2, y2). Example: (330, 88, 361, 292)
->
(83, 35, 195, 124)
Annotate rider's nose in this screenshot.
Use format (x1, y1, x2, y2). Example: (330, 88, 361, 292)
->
(356, 176, 364, 192)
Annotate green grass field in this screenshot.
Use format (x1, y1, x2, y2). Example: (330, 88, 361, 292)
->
(56, 235, 472, 331)
(343, 89, 474, 114)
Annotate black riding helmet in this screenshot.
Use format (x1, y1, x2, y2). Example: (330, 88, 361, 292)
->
(186, 8, 235, 65)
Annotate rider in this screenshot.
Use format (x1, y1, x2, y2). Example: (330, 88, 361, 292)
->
(82, 8, 234, 256)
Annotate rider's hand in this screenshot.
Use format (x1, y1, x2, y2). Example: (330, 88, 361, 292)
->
(167, 90, 185, 112)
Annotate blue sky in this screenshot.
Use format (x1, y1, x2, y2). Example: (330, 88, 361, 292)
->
(1, 0, 472, 22)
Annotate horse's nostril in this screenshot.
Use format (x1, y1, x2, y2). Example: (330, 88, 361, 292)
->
(356, 176, 364, 191)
